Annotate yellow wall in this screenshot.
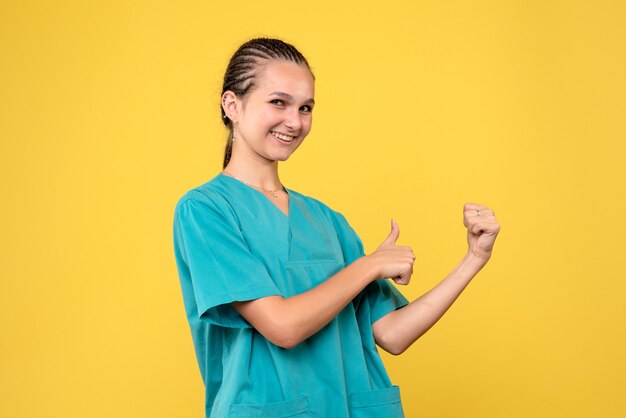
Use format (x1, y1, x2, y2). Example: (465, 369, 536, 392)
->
(2, 1, 625, 417)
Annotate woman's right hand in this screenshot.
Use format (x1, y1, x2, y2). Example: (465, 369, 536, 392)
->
(365, 219, 415, 285)
(231, 219, 414, 349)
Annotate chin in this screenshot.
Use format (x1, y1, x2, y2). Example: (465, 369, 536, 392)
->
(268, 147, 300, 162)
(262, 139, 304, 162)
(272, 153, 294, 162)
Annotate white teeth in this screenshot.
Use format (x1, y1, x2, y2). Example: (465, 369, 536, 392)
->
(271, 131, 295, 142)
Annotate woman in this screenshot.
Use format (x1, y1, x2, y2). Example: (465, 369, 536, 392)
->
(173, 38, 501, 417)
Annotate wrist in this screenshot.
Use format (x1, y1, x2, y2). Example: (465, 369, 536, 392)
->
(463, 251, 490, 271)
(352, 256, 380, 284)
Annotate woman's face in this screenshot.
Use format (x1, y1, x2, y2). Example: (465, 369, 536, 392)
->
(233, 60, 315, 163)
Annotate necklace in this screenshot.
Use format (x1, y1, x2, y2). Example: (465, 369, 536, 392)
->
(222, 170, 283, 199)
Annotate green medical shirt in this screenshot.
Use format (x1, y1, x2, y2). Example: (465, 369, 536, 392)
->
(173, 173, 409, 417)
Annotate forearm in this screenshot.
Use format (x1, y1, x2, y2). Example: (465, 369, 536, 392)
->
(233, 221, 417, 349)
(233, 257, 376, 349)
(373, 253, 487, 355)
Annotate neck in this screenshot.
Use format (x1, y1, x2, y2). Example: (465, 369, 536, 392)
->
(223, 153, 282, 190)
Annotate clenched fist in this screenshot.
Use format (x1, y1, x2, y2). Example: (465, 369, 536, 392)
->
(463, 203, 501, 262)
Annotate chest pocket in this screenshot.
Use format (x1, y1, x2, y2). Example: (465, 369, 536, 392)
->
(284, 259, 344, 296)
(287, 197, 343, 263)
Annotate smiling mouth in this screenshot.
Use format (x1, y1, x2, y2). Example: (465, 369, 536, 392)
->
(271, 131, 296, 143)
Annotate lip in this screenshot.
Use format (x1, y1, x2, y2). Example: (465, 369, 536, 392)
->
(270, 131, 297, 143)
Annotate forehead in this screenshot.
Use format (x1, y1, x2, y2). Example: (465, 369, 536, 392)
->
(254, 61, 314, 98)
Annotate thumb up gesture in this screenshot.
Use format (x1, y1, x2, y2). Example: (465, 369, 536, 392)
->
(369, 219, 416, 285)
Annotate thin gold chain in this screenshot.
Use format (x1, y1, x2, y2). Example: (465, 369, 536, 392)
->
(222, 170, 283, 199)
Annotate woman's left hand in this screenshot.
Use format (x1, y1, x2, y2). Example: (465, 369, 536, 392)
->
(463, 202, 501, 263)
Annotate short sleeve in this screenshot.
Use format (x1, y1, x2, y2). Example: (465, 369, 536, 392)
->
(327, 208, 409, 324)
(173, 192, 282, 328)
(361, 280, 409, 325)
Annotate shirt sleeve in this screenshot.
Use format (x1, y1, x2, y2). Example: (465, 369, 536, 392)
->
(173, 191, 282, 328)
(328, 209, 409, 324)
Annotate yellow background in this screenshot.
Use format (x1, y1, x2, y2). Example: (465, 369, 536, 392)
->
(1, 0, 625, 417)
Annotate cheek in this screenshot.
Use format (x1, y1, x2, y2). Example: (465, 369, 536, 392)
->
(245, 114, 272, 136)
(260, 107, 281, 124)
(302, 117, 313, 134)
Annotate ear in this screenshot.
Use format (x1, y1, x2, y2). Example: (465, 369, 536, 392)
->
(221, 90, 240, 124)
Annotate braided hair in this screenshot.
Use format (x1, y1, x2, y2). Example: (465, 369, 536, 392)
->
(220, 38, 313, 168)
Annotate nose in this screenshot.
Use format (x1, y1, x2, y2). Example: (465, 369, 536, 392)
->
(284, 107, 302, 132)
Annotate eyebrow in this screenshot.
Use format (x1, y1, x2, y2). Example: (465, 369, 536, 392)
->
(269, 91, 315, 105)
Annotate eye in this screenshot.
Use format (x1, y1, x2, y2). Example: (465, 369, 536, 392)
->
(300, 105, 313, 113)
(270, 99, 284, 106)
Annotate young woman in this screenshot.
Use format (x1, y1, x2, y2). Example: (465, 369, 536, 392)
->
(173, 38, 501, 418)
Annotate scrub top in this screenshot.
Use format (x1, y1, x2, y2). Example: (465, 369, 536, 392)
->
(173, 173, 409, 417)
